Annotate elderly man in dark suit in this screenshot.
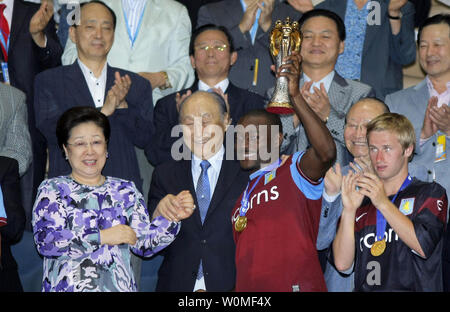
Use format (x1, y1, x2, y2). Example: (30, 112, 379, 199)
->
(149, 91, 249, 292)
(153, 24, 265, 165)
(197, 0, 302, 97)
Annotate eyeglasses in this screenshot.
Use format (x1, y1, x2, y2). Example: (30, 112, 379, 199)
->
(67, 140, 106, 150)
(195, 44, 228, 53)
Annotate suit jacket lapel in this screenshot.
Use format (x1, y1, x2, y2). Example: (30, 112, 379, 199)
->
(177, 159, 203, 227)
(65, 62, 96, 108)
(204, 159, 240, 223)
(328, 72, 349, 114)
(9, 0, 28, 53)
(412, 79, 429, 114)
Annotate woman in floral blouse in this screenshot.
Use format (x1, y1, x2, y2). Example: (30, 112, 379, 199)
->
(32, 107, 195, 292)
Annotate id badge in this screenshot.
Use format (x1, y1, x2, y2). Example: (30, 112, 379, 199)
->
(435, 131, 447, 163)
(1, 62, 10, 84)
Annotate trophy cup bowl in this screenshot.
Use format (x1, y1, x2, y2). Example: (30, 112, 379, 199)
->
(266, 18, 301, 115)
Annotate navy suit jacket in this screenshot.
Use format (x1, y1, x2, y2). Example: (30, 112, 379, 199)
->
(153, 82, 265, 165)
(34, 62, 155, 192)
(148, 157, 249, 292)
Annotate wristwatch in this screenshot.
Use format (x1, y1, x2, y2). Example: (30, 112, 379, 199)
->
(388, 11, 402, 20)
(159, 71, 172, 90)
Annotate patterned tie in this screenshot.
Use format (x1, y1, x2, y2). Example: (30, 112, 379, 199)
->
(195, 160, 211, 280)
(0, 4, 10, 62)
(196, 160, 211, 224)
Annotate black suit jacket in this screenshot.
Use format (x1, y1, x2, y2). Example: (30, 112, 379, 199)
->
(34, 62, 156, 192)
(0, 157, 25, 291)
(149, 157, 249, 292)
(153, 82, 265, 165)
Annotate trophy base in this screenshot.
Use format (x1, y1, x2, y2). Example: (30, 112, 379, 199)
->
(266, 102, 294, 115)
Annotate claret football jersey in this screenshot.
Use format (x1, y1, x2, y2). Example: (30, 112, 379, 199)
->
(232, 151, 327, 292)
(351, 178, 448, 291)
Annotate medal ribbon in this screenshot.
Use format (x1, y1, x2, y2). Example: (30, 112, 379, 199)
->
(375, 174, 412, 241)
(123, 1, 147, 48)
(239, 159, 281, 217)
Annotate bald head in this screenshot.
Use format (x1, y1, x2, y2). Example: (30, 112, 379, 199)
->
(344, 98, 390, 158)
(179, 91, 228, 123)
(179, 91, 230, 160)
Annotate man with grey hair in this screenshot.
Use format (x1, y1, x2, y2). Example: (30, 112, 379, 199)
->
(147, 91, 250, 292)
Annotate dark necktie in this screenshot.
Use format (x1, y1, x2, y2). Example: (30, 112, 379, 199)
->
(195, 160, 211, 281)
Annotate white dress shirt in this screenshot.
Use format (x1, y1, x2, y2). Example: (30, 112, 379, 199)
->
(303, 70, 335, 94)
(198, 78, 229, 93)
(77, 59, 107, 108)
(191, 145, 224, 291)
(121, 0, 147, 46)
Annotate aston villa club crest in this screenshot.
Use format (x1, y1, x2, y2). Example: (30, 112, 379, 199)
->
(399, 198, 415, 216)
(264, 170, 276, 185)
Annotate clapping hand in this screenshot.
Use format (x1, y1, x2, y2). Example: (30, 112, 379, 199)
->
(388, 0, 408, 15)
(341, 170, 364, 214)
(324, 163, 342, 197)
(301, 82, 331, 122)
(29, 1, 54, 47)
(258, 0, 275, 32)
(287, 0, 314, 13)
(102, 72, 131, 116)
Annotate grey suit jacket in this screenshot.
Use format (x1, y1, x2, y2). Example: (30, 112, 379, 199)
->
(386, 79, 450, 206)
(0, 84, 32, 176)
(316, 0, 416, 100)
(280, 72, 374, 166)
(197, 0, 302, 98)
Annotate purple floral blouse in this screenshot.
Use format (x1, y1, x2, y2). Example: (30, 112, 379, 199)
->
(32, 176, 179, 292)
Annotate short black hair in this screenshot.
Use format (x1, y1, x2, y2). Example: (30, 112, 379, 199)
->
(238, 109, 283, 134)
(189, 24, 235, 56)
(56, 106, 111, 152)
(417, 13, 450, 45)
(72, 0, 117, 30)
(298, 9, 346, 42)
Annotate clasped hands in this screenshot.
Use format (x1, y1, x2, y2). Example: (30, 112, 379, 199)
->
(100, 190, 195, 247)
(153, 190, 196, 223)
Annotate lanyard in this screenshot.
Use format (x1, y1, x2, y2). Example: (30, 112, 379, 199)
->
(239, 159, 281, 217)
(376, 174, 412, 241)
(0, 29, 9, 61)
(123, 2, 147, 48)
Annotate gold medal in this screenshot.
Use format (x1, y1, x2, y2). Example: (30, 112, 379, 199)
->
(235, 216, 248, 232)
(371, 239, 386, 257)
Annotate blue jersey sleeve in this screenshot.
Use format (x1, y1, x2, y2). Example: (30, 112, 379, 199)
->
(290, 151, 324, 200)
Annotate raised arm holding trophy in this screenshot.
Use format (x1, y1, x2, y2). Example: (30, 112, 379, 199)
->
(267, 17, 302, 114)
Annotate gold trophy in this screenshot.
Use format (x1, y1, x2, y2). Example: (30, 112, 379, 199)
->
(267, 18, 301, 115)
